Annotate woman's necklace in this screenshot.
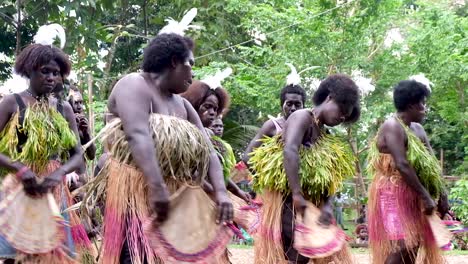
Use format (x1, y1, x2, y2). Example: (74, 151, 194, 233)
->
(25, 89, 47, 102)
(311, 108, 322, 128)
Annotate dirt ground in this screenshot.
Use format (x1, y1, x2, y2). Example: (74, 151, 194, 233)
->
(229, 248, 468, 264)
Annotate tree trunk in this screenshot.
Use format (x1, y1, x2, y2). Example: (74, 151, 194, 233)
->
(347, 127, 367, 215)
(143, 0, 148, 36)
(15, 0, 22, 55)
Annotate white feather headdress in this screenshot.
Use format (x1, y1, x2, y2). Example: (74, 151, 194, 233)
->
(286, 63, 320, 85)
(158, 8, 201, 36)
(409, 73, 433, 92)
(33, 24, 66, 48)
(0, 24, 67, 95)
(201, 68, 233, 90)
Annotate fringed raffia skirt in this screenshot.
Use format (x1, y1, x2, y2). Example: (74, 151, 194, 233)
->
(100, 158, 167, 264)
(254, 190, 352, 264)
(100, 157, 233, 264)
(0, 160, 93, 264)
(368, 171, 445, 264)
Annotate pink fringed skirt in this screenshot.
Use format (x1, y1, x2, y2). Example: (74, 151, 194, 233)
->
(368, 171, 444, 263)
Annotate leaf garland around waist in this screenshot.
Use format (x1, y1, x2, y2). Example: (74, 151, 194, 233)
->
(249, 134, 356, 203)
(0, 104, 77, 177)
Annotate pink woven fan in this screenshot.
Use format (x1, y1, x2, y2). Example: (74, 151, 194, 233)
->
(144, 185, 233, 264)
(229, 192, 262, 234)
(0, 185, 64, 254)
(294, 201, 346, 259)
(427, 213, 452, 248)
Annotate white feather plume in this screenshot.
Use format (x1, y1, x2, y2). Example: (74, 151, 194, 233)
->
(0, 72, 28, 95)
(286, 63, 320, 85)
(33, 24, 66, 48)
(68, 71, 78, 84)
(202, 67, 233, 90)
(409, 73, 433, 92)
(286, 63, 300, 85)
(158, 8, 201, 36)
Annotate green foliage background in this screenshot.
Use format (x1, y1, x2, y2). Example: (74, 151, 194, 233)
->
(1, 0, 466, 207)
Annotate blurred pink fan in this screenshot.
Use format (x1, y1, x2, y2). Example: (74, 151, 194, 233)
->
(0, 184, 64, 254)
(294, 201, 346, 259)
(144, 185, 233, 263)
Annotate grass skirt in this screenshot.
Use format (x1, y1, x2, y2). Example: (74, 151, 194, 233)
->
(0, 160, 91, 263)
(254, 190, 352, 264)
(368, 154, 445, 264)
(100, 158, 165, 264)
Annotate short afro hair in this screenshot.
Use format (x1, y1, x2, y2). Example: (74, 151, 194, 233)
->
(393, 80, 430, 112)
(280, 84, 306, 106)
(313, 74, 361, 124)
(14, 44, 71, 78)
(142, 33, 194, 73)
(181, 80, 230, 116)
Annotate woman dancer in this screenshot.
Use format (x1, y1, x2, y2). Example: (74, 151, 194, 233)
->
(250, 74, 360, 263)
(0, 44, 91, 263)
(367, 79, 448, 263)
(182, 74, 251, 203)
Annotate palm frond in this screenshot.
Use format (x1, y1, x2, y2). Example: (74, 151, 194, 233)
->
(222, 125, 259, 157)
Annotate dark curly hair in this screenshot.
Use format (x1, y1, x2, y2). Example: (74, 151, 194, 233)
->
(393, 80, 430, 112)
(14, 44, 71, 78)
(181, 80, 230, 116)
(280, 84, 306, 106)
(313, 74, 361, 124)
(142, 33, 194, 73)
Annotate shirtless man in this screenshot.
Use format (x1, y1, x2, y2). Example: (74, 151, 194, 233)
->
(104, 33, 233, 263)
(243, 84, 306, 165)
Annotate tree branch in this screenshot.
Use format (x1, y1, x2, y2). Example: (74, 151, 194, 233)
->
(358, 146, 369, 155)
(0, 11, 17, 28)
(15, 0, 22, 55)
(367, 39, 385, 60)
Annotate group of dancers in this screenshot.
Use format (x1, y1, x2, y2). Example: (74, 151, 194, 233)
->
(0, 8, 450, 264)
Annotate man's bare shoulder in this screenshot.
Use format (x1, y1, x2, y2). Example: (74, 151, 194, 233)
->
(260, 119, 277, 136)
(108, 73, 152, 113)
(111, 73, 149, 96)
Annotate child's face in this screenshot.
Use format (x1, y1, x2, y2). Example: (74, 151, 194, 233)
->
(359, 229, 368, 239)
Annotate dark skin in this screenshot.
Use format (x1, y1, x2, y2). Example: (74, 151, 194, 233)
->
(283, 96, 353, 225)
(0, 60, 84, 196)
(197, 97, 251, 203)
(376, 99, 448, 264)
(209, 118, 224, 137)
(198, 94, 218, 128)
(107, 51, 233, 224)
(70, 91, 96, 160)
(242, 93, 304, 165)
(52, 80, 88, 175)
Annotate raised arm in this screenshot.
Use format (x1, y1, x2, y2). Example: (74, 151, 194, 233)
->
(383, 119, 435, 214)
(242, 120, 276, 166)
(184, 98, 233, 223)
